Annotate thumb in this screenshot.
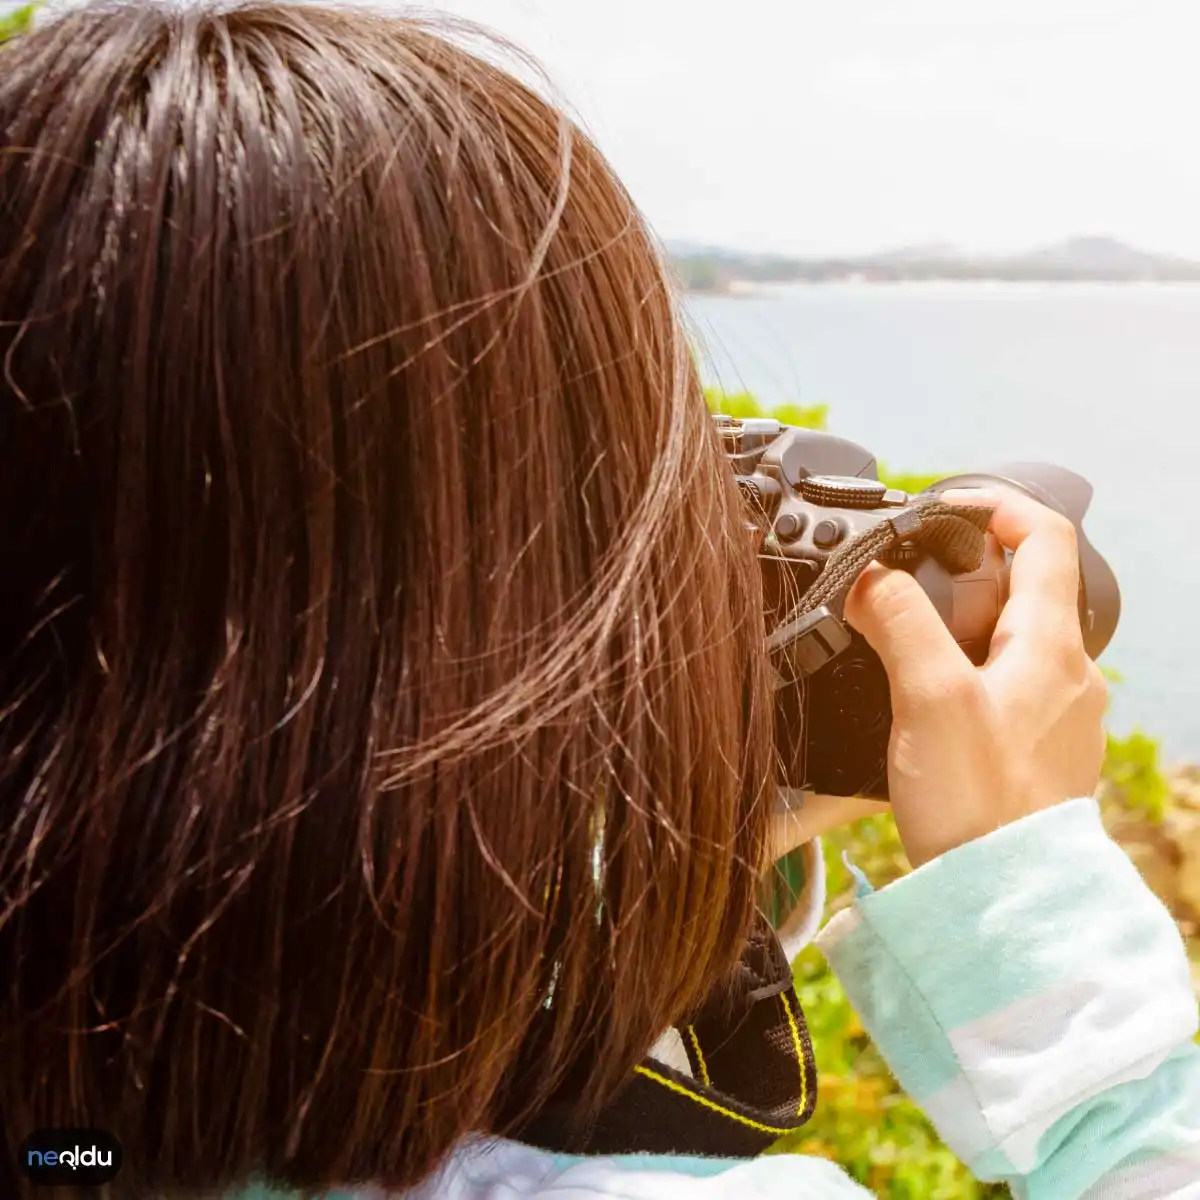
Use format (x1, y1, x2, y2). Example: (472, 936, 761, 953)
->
(844, 564, 966, 694)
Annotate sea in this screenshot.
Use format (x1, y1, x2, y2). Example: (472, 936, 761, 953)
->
(685, 282, 1200, 766)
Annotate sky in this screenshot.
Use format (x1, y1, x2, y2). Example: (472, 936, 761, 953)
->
(400, 0, 1200, 259)
(11, 0, 1200, 257)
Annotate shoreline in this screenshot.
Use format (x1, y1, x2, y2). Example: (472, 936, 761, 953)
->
(685, 277, 1200, 297)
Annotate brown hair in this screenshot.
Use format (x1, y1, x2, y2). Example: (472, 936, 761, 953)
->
(0, 4, 773, 1194)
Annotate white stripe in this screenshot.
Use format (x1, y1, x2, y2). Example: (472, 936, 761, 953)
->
(813, 904, 862, 955)
(946, 970, 1198, 1171)
(910, 1074, 998, 1165)
(996, 1046, 1183, 1174)
(648, 1027, 692, 1076)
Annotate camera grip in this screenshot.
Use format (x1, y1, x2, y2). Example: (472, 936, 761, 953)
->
(775, 534, 1010, 800)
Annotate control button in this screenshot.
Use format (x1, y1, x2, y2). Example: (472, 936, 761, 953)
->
(799, 475, 889, 509)
(880, 541, 920, 567)
(773, 512, 805, 542)
(812, 518, 844, 549)
(736, 474, 781, 515)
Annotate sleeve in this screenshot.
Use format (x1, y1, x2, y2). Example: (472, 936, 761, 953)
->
(815, 797, 1200, 1199)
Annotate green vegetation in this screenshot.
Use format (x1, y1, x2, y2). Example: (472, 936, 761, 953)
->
(705, 387, 829, 432)
(1102, 729, 1172, 822)
(709, 386, 1196, 1194)
(0, 3, 35, 42)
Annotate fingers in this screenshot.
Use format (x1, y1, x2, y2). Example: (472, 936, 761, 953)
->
(943, 486, 1079, 607)
(941, 486, 1082, 659)
(991, 492, 1081, 613)
(847, 487, 1084, 707)
(844, 563, 970, 703)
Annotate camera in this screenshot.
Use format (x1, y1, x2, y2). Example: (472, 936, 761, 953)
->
(717, 415, 1121, 800)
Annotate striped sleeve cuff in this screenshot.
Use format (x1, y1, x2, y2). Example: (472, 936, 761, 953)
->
(815, 798, 1200, 1197)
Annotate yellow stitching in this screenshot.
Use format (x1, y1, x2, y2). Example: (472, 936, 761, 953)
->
(684, 1025, 711, 1087)
(779, 990, 808, 1117)
(633, 1066, 792, 1136)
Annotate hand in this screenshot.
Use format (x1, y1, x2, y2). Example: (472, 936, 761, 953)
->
(842, 486, 1108, 868)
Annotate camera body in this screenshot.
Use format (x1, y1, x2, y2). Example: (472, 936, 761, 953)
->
(717, 416, 1120, 799)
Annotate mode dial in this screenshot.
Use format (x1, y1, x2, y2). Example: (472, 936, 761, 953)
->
(798, 475, 890, 509)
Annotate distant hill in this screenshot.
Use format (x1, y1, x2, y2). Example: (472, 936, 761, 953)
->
(669, 236, 1200, 291)
(870, 242, 963, 266)
(1018, 236, 1194, 275)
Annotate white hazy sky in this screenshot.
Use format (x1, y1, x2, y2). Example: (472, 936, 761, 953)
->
(13, 0, 1200, 256)
(403, 0, 1200, 258)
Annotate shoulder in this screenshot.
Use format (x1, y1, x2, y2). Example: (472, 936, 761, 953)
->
(402, 1137, 872, 1198)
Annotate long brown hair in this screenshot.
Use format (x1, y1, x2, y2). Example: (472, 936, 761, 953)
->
(0, 4, 773, 1193)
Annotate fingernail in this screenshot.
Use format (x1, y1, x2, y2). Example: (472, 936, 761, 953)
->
(939, 486, 999, 505)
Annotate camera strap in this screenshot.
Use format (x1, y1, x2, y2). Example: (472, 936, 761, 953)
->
(517, 914, 818, 1159)
(767, 498, 994, 680)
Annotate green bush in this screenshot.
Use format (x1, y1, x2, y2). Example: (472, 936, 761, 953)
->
(0, 3, 35, 42)
(706, 387, 829, 432)
(1102, 729, 1172, 822)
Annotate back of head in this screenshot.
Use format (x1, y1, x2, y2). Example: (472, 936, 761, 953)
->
(0, 4, 771, 1192)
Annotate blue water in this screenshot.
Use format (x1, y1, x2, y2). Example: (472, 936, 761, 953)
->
(686, 282, 1200, 765)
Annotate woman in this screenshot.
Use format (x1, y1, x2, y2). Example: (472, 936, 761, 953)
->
(0, 5, 1196, 1197)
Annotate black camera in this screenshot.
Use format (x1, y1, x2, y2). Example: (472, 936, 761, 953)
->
(717, 415, 1121, 799)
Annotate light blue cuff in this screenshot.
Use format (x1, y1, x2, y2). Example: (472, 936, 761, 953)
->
(815, 799, 1200, 1190)
(820, 797, 1181, 1026)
